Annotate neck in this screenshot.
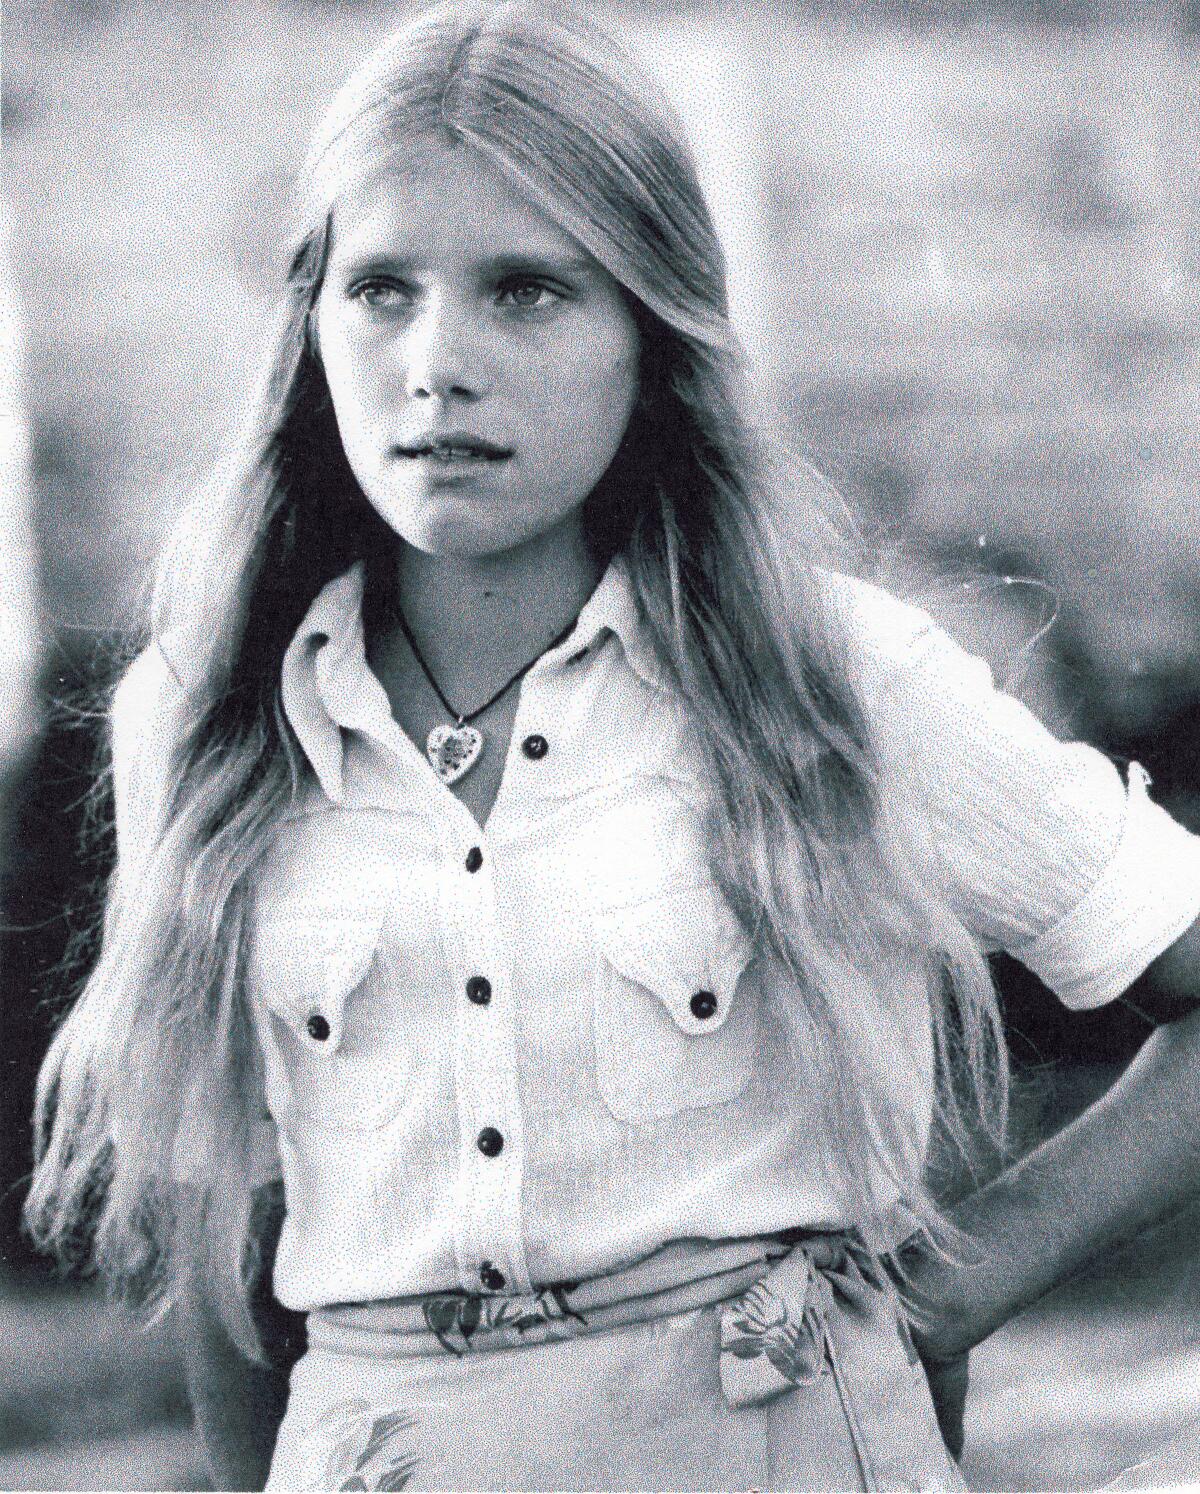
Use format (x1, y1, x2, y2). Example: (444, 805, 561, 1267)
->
(394, 515, 602, 684)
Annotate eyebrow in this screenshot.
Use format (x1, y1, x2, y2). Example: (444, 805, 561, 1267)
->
(330, 248, 597, 279)
(487, 253, 595, 276)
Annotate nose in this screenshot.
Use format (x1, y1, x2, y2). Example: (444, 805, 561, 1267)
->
(403, 293, 482, 404)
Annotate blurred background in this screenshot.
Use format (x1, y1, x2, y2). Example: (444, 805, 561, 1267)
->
(4, 0, 1200, 1487)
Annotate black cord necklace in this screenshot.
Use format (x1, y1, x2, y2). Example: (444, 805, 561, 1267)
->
(393, 603, 583, 784)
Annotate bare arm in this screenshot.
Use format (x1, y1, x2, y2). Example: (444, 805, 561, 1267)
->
(906, 915, 1200, 1436)
(176, 1182, 307, 1492)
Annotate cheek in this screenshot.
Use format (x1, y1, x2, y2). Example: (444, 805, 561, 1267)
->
(315, 305, 382, 427)
(596, 339, 640, 417)
(549, 323, 639, 447)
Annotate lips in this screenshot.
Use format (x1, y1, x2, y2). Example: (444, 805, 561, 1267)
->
(396, 433, 513, 462)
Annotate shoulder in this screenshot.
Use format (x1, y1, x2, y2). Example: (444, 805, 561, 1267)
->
(109, 639, 194, 832)
(110, 639, 190, 748)
(813, 570, 963, 706)
(813, 568, 1052, 787)
(816, 569, 937, 651)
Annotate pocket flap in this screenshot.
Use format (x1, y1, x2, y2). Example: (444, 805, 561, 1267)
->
(594, 882, 754, 1034)
(252, 905, 388, 1057)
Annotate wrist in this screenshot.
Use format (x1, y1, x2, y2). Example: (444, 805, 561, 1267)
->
(907, 1309, 973, 1366)
(893, 1236, 991, 1361)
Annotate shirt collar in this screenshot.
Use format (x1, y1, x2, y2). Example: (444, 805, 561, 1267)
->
(280, 551, 667, 804)
(564, 551, 667, 692)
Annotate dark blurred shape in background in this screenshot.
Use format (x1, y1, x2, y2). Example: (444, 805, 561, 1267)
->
(3, 0, 1200, 1487)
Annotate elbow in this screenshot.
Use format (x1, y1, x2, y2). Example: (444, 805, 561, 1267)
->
(1130, 915, 1200, 1024)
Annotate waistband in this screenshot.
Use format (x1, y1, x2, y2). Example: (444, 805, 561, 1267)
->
(305, 1227, 963, 1491)
(307, 1227, 887, 1365)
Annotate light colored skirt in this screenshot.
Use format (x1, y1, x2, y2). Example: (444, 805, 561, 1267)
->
(266, 1232, 967, 1492)
(1100, 1420, 1200, 1490)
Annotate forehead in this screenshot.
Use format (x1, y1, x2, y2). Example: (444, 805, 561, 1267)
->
(326, 137, 592, 268)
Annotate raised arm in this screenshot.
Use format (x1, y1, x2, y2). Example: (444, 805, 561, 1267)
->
(906, 918, 1200, 1457)
(832, 581, 1200, 1455)
(925, 917, 1200, 1325)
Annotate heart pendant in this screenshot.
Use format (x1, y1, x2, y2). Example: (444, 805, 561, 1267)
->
(426, 723, 484, 785)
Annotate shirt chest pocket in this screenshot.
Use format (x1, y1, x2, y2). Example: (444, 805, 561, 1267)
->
(250, 904, 407, 1132)
(591, 881, 759, 1123)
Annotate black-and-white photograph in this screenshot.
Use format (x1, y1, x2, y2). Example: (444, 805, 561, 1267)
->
(4, 0, 1200, 1489)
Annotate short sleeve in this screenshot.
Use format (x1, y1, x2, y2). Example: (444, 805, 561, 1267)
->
(832, 575, 1200, 1011)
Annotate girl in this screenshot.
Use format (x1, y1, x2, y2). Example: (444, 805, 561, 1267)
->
(26, 3, 1200, 1488)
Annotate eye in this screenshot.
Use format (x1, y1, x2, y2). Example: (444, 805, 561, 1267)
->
(347, 277, 410, 310)
(495, 275, 564, 310)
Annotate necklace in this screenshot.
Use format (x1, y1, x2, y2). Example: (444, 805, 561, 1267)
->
(393, 604, 583, 784)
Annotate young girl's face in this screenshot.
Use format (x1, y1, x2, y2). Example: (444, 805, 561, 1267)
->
(314, 137, 641, 561)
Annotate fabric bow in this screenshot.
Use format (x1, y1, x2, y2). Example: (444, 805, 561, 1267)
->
(718, 1233, 888, 1408)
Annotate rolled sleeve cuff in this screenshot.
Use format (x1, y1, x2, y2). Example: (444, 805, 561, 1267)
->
(1013, 764, 1200, 1010)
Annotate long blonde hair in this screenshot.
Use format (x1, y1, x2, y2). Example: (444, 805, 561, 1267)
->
(26, 0, 1006, 1357)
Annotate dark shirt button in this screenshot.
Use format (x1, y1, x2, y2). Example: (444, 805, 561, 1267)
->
(466, 975, 492, 1006)
(689, 990, 718, 1020)
(521, 733, 549, 760)
(479, 1262, 506, 1291)
(465, 846, 483, 873)
(306, 1012, 331, 1041)
(477, 1126, 504, 1157)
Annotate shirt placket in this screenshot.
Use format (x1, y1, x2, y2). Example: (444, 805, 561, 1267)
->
(441, 830, 533, 1298)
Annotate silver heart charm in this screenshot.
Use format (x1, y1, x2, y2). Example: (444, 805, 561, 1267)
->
(426, 723, 484, 784)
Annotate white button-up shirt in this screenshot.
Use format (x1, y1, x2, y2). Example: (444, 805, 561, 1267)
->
(110, 557, 1200, 1312)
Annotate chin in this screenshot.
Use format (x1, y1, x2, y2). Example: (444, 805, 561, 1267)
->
(385, 494, 531, 560)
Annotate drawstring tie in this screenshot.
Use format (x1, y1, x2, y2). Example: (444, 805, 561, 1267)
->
(716, 1233, 957, 1491)
(718, 1231, 892, 1406)
(308, 1229, 963, 1491)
